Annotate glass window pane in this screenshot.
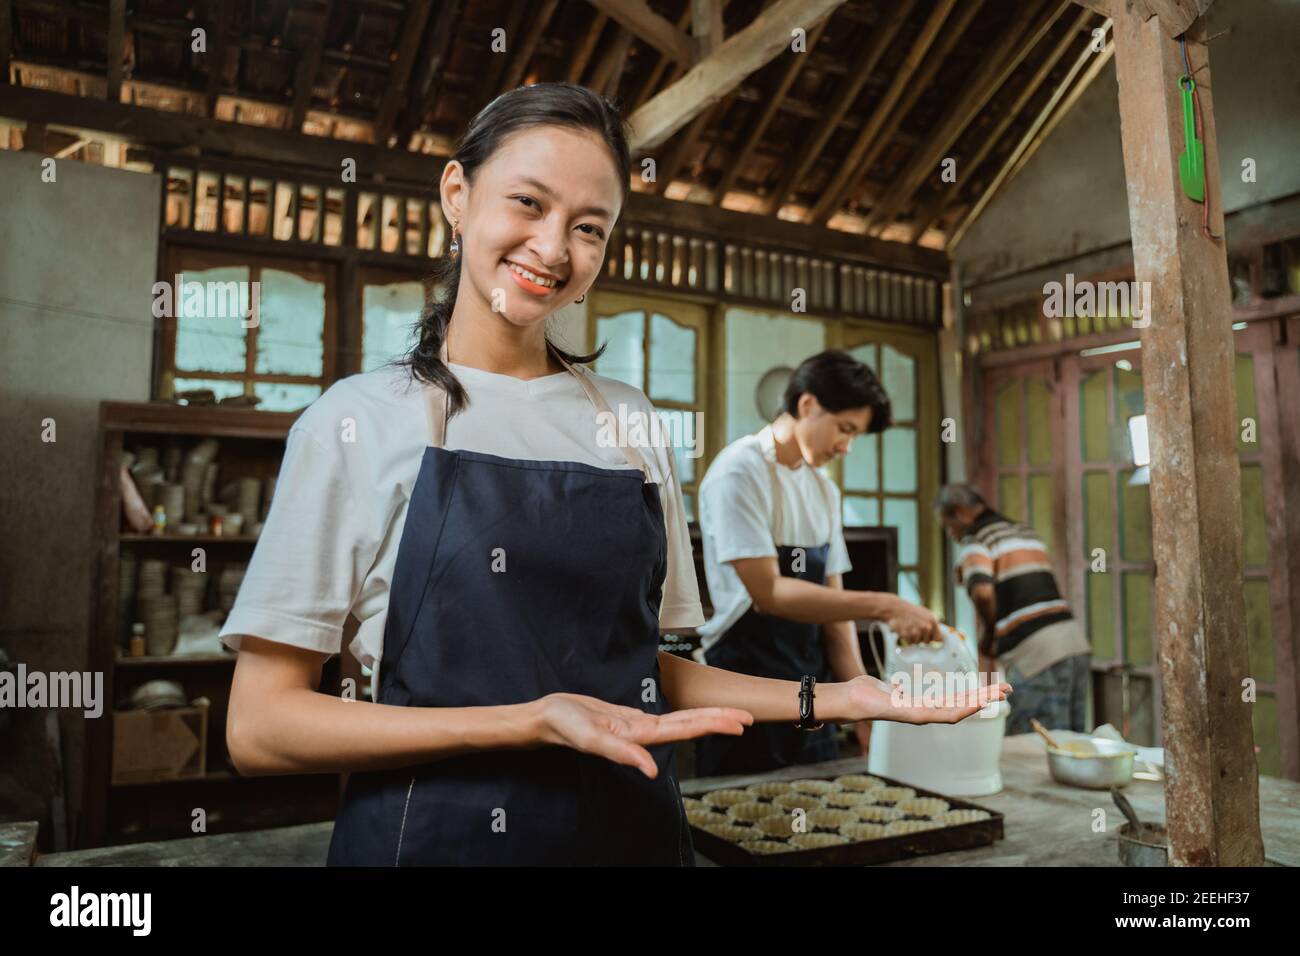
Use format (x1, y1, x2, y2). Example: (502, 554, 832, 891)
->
(653, 406, 696, 484)
(1123, 572, 1153, 666)
(1240, 463, 1268, 568)
(881, 345, 915, 421)
(1244, 578, 1274, 682)
(1253, 693, 1281, 778)
(897, 568, 921, 605)
(999, 474, 1023, 523)
(649, 312, 696, 403)
(1026, 378, 1052, 466)
(252, 381, 321, 412)
(724, 308, 825, 442)
(843, 495, 879, 526)
(1119, 470, 1152, 562)
(1081, 369, 1109, 462)
(1116, 366, 1144, 419)
(175, 266, 249, 373)
(172, 377, 246, 402)
(1028, 473, 1054, 555)
(1087, 572, 1114, 659)
(1235, 353, 1257, 455)
(849, 344, 877, 373)
(884, 498, 918, 566)
(882, 427, 917, 493)
(254, 269, 326, 376)
(362, 280, 422, 372)
(844, 433, 878, 492)
(996, 381, 1021, 467)
(1083, 471, 1112, 556)
(595, 310, 645, 389)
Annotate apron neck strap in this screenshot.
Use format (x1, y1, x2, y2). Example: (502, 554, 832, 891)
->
(421, 338, 653, 481)
(763, 423, 835, 546)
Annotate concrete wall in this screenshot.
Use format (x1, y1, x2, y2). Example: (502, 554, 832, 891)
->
(953, 0, 1300, 287)
(0, 150, 160, 848)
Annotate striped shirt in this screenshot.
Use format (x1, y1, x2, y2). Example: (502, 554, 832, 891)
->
(955, 510, 1074, 656)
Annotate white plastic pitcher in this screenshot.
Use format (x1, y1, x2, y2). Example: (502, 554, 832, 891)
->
(865, 622, 1008, 796)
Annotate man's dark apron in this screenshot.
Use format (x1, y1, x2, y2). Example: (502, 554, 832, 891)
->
(327, 344, 692, 866)
(695, 434, 839, 776)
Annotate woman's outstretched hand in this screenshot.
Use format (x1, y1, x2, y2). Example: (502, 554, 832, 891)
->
(841, 674, 1012, 726)
(536, 693, 753, 779)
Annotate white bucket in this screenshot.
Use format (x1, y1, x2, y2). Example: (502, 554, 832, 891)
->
(866, 623, 1008, 796)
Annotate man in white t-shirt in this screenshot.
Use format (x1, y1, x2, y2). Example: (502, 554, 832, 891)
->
(694, 350, 941, 776)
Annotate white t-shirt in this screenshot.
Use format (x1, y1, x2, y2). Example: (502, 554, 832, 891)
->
(219, 361, 704, 698)
(695, 425, 851, 655)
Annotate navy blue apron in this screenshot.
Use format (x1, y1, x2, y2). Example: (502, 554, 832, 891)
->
(327, 343, 692, 866)
(695, 430, 839, 776)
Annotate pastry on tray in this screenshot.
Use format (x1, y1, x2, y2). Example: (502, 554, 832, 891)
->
(823, 789, 874, 808)
(681, 796, 707, 813)
(727, 801, 783, 824)
(885, 818, 944, 836)
(835, 774, 887, 791)
(854, 804, 905, 822)
(687, 808, 722, 828)
(746, 780, 794, 800)
(754, 814, 798, 838)
(773, 791, 820, 812)
(839, 821, 888, 841)
(938, 808, 992, 826)
(702, 787, 752, 808)
(897, 797, 949, 818)
(745, 839, 796, 854)
(870, 786, 917, 804)
(790, 832, 850, 849)
(788, 778, 840, 795)
(704, 822, 756, 842)
(806, 808, 858, 830)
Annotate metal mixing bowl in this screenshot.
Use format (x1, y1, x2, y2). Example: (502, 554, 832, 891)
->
(1045, 737, 1137, 789)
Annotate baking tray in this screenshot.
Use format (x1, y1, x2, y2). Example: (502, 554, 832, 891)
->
(687, 772, 1004, 866)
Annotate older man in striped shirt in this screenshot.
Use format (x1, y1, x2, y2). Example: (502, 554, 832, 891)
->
(934, 484, 1091, 734)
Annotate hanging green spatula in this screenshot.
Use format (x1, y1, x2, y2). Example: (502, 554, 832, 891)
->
(1179, 75, 1205, 202)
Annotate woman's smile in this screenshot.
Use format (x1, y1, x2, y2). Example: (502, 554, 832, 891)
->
(503, 259, 566, 296)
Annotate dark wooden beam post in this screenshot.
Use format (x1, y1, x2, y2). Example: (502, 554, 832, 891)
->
(106, 0, 126, 102)
(1109, 5, 1263, 864)
(288, 1, 331, 132)
(0, 0, 12, 86)
(204, 0, 232, 117)
(373, 0, 434, 147)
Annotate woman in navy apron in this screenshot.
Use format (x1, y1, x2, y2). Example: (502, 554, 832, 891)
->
(224, 83, 1010, 868)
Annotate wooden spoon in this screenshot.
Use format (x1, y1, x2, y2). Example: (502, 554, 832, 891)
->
(1030, 718, 1063, 750)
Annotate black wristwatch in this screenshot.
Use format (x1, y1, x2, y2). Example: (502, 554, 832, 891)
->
(795, 674, 824, 731)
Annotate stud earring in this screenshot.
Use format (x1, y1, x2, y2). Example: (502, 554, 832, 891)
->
(575, 293, 586, 303)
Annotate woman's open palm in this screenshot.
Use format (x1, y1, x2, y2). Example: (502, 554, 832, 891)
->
(540, 693, 753, 779)
(844, 674, 1012, 726)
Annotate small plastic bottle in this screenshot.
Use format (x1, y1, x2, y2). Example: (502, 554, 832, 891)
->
(129, 622, 146, 657)
(151, 504, 167, 535)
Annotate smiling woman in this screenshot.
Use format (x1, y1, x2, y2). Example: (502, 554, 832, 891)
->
(219, 82, 1008, 868)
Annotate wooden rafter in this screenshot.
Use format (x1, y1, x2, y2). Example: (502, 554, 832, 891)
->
(1073, 0, 1215, 36)
(499, 0, 561, 94)
(586, 0, 696, 64)
(627, 0, 845, 153)
(760, 0, 917, 216)
(808, 0, 977, 225)
(691, 0, 725, 55)
(710, 16, 827, 205)
(204, 0, 232, 117)
(567, 13, 609, 84)
(588, 27, 634, 98)
(372, 0, 434, 146)
(907, 4, 1095, 242)
(654, 100, 719, 194)
(288, 1, 331, 132)
(397, 0, 460, 148)
(947, 21, 1112, 249)
(862, 0, 1068, 235)
(106, 0, 125, 102)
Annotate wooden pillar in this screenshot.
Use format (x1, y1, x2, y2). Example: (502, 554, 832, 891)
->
(1110, 9, 1264, 864)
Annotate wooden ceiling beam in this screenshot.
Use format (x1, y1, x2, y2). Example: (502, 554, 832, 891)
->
(372, 0, 434, 145)
(588, 27, 634, 98)
(691, 0, 724, 55)
(709, 17, 827, 205)
(1071, 0, 1215, 36)
(627, 0, 845, 153)
(761, 0, 916, 216)
(396, 0, 459, 148)
(204, 0, 232, 117)
(907, 5, 1095, 243)
(567, 13, 609, 84)
(862, 0, 1068, 235)
(585, 0, 696, 64)
(947, 22, 1112, 249)
(105, 0, 125, 102)
(288, 1, 331, 131)
(499, 0, 561, 94)
(808, 0, 976, 225)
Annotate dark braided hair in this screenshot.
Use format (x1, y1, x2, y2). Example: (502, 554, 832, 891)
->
(399, 82, 632, 417)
